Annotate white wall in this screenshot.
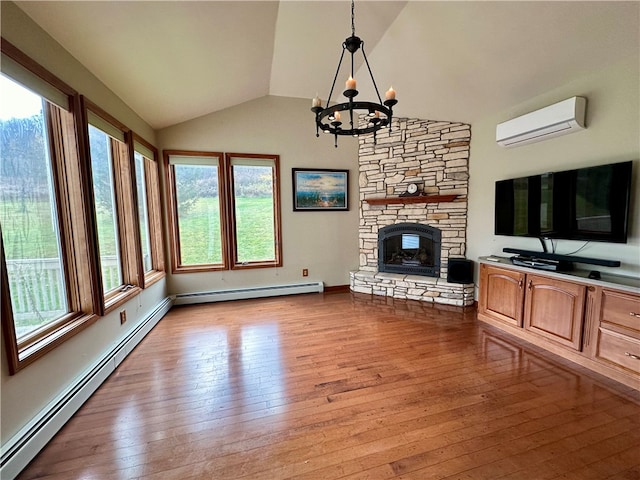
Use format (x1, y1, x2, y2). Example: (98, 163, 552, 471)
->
(0, 2, 167, 446)
(467, 56, 640, 279)
(157, 95, 360, 293)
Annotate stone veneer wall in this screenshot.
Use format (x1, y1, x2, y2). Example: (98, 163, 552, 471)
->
(350, 117, 474, 306)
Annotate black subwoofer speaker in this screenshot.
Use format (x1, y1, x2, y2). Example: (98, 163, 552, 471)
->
(447, 258, 474, 284)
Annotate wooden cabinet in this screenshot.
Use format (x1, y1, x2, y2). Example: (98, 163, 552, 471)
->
(478, 260, 639, 389)
(479, 265, 586, 350)
(523, 274, 586, 350)
(479, 264, 525, 327)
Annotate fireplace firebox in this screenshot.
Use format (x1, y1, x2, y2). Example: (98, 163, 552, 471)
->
(378, 223, 441, 277)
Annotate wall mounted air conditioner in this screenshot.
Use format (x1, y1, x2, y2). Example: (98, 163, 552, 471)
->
(496, 96, 586, 147)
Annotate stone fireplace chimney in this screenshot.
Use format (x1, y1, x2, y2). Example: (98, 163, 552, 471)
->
(350, 117, 474, 306)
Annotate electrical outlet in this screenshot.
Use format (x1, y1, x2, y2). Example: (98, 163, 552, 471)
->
(119, 310, 127, 325)
(302, 268, 309, 277)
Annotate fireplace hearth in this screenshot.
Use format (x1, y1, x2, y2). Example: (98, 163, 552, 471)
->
(378, 223, 441, 277)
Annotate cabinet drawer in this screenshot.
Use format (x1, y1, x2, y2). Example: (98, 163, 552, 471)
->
(596, 328, 640, 375)
(601, 290, 640, 336)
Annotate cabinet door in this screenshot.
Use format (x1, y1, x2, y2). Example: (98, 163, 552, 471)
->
(524, 274, 586, 350)
(479, 264, 525, 327)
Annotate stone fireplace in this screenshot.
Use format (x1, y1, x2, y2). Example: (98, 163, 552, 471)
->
(350, 116, 474, 306)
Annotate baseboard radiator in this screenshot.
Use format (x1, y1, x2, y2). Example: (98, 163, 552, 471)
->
(172, 282, 324, 305)
(0, 297, 173, 480)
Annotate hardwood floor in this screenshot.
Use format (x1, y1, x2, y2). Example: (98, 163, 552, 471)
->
(17, 292, 640, 479)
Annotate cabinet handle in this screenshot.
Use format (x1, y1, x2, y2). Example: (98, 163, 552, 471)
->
(624, 352, 640, 360)
(527, 280, 532, 290)
(518, 278, 523, 289)
(630, 312, 640, 318)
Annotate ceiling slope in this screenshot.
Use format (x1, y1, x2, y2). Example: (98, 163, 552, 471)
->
(15, 1, 639, 129)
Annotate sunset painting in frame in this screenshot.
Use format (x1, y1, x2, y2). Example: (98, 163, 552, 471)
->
(292, 169, 349, 211)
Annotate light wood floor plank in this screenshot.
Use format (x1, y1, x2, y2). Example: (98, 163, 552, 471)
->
(16, 292, 640, 480)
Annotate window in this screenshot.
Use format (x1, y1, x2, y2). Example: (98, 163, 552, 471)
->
(135, 152, 152, 272)
(226, 153, 282, 269)
(88, 123, 123, 292)
(1, 40, 101, 373)
(165, 151, 281, 272)
(1, 74, 69, 337)
(133, 135, 165, 286)
(83, 100, 143, 310)
(166, 151, 227, 272)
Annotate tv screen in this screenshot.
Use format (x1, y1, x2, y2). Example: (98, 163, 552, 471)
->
(495, 161, 632, 243)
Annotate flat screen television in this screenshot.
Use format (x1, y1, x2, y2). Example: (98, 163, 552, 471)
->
(495, 161, 633, 243)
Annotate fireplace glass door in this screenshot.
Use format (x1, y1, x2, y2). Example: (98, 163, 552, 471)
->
(378, 223, 441, 277)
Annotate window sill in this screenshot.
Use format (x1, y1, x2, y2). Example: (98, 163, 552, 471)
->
(13, 312, 99, 374)
(172, 264, 227, 274)
(104, 286, 142, 315)
(143, 270, 166, 288)
(231, 261, 282, 270)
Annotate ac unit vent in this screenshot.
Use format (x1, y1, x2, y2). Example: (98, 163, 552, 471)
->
(496, 97, 586, 148)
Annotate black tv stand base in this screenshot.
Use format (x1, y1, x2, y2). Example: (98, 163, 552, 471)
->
(503, 248, 621, 268)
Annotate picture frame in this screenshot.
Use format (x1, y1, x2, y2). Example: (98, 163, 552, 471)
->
(292, 168, 349, 211)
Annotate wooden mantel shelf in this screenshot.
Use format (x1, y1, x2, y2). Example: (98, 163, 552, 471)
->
(364, 194, 458, 206)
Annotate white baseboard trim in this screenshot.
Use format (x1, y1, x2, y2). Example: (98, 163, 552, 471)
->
(0, 296, 173, 480)
(172, 282, 324, 305)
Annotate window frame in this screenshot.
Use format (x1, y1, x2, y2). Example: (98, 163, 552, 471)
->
(225, 152, 282, 270)
(132, 134, 165, 287)
(165, 150, 229, 273)
(81, 98, 142, 313)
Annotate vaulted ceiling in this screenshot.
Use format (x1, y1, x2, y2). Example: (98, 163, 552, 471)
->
(15, 1, 639, 130)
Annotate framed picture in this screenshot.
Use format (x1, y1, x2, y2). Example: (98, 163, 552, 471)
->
(292, 168, 349, 211)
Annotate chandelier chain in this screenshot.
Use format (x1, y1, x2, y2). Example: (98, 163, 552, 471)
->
(351, 0, 356, 37)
